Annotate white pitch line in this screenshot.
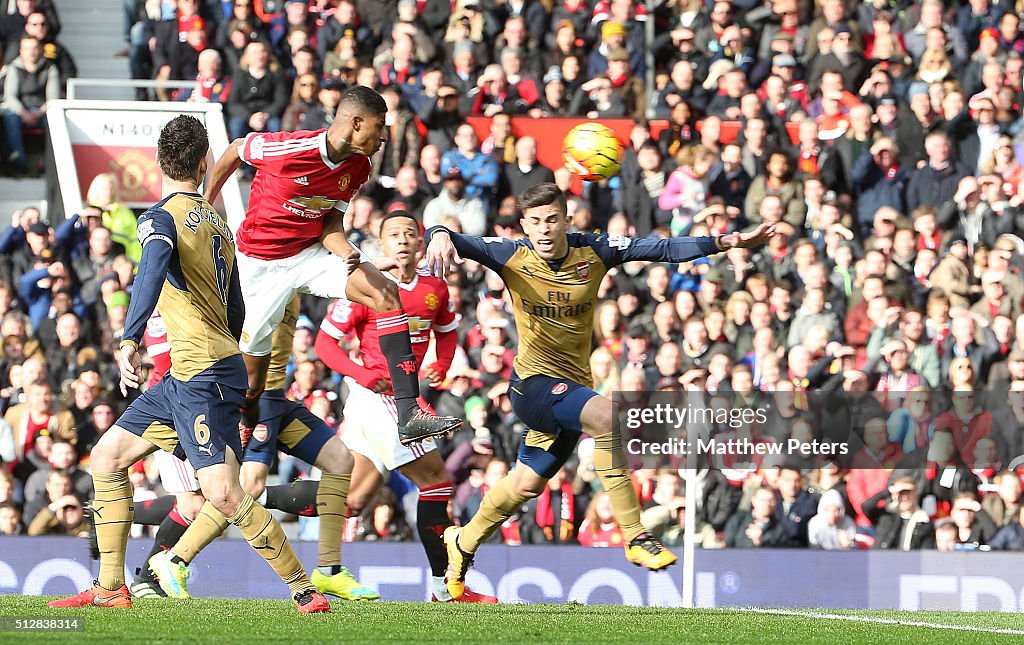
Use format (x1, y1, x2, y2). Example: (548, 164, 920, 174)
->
(732, 607, 1024, 636)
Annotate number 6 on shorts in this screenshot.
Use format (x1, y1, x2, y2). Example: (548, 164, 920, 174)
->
(194, 414, 210, 444)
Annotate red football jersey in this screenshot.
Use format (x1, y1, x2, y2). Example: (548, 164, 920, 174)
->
(320, 272, 457, 388)
(237, 129, 371, 260)
(142, 309, 171, 388)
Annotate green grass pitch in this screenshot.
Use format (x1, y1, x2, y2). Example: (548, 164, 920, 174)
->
(2, 596, 1024, 643)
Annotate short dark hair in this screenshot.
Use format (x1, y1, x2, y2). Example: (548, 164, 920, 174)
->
(338, 85, 387, 115)
(379, 209, 420, 233)
(637, 140, 660, 156)
(157, 115, 209, 181)
(778, 465, 803, 478)
(732, 363, 753, 377)
(767, 149, 792, 165)
(517, 182, 566, 215)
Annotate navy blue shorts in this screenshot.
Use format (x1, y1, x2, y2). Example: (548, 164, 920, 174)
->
(508, 372, 599, 479)
(118, 366, 246, 470)
(244, 391, 334, 466)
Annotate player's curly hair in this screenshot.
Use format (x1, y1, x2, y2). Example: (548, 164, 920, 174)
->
(157, 115, 208, 182)
(338, 84, 387, 115)
(517, 182, 566, 216)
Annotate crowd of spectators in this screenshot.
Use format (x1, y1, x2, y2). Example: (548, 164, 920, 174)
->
(0, 0, 74, 176)
(2, 0, 1024, 553)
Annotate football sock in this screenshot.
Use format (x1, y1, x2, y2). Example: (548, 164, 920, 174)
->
(592, 428, 645, 542)
(417, 482, 454, 577)
(92, 470, 134, 590)
(459, 476, 528, 553)
(264, 480, 320, 516)
(172, 501, 228, 564)
(136, 503, 191, 582)
(432, 576, 451, 601)
(131, 495, 175, 525)
(227, 493, 311, 596)
(315, 473, 350, 569)
(374, 310, 420, 424)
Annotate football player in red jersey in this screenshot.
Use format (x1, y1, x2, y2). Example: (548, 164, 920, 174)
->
(314, 210, 497, 603)
(203, 85, 461, 447)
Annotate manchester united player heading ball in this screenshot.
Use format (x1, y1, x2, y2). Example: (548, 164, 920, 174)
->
(204, 85, 461, 446)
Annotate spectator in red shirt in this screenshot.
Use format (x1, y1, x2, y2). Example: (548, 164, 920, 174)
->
(176, 47, 231, 104)
(936, 385, 994, 466)
(578, 491, 625, 547)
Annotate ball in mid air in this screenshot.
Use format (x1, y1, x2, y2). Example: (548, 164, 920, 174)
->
(561, 122, 622, 182)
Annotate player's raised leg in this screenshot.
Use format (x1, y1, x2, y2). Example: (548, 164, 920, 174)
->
(49, 423, 163, 608)
(579, 395, 676, 571)
(335, 261, 463, 445)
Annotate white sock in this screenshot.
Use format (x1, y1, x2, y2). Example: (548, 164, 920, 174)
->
(257, 490, 268, 505)
(432, 576, 451, 601)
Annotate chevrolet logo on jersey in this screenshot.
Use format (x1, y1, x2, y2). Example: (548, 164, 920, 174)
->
(409, 316, 431, 340)
(288, 195, 337, 216)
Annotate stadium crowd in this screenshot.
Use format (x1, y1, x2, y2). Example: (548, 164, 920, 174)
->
(1, 0, 1024, 553)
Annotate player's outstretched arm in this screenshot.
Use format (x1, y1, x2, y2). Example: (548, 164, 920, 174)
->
(423, 226, 517, 277)
(204, 138, 244, 204)
(601, 223, 777, 266)
(716, 223, 777, 251)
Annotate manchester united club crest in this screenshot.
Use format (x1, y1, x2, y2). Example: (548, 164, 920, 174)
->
(551, 383, 568, 395)
(338, 173, 351, 192)
(425, 293, 439, 310)
(112, 149, 161, 202)
(575, 261, 591, 280)
(253, 424, 269, 443)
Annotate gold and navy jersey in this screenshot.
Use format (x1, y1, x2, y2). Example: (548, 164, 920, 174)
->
(427, 227, 718, 387)
(122, 192, 245, 388)
(265, 295, 300, 392)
